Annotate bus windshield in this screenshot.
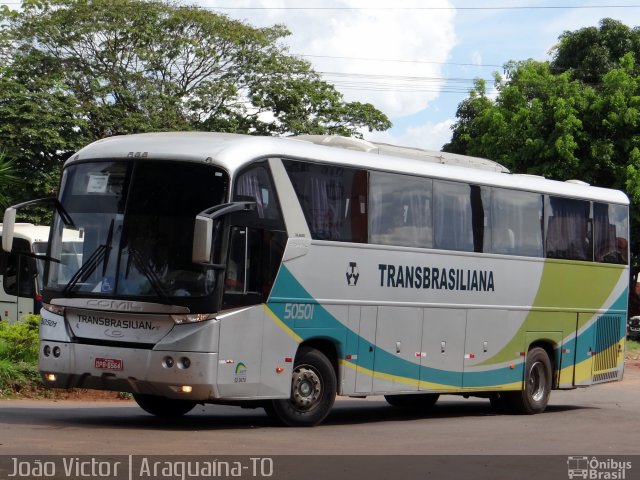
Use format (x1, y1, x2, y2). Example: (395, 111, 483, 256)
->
(45, 160, 228, 298)
(33, 240, 83, 291)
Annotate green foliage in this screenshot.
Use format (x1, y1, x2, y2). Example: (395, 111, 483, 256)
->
(0, 150, 20, 209)
(0, 315, 40, 364)
(0, 359, 39, 396)
(0, 0, 390, 220)
(444, 18, 640, 261)
(0, 315, 40, 395)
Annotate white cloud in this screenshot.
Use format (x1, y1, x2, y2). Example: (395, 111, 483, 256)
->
(366, 119, 455, 151)
(200, 0, 458, 117)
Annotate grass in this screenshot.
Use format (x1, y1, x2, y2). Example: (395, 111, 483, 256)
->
(626, 339, 640, 358)
(0, 358, 40, 398)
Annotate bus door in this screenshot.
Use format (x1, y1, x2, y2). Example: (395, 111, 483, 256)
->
(0, 238, 38, 322)
(218, 163, 287, 396)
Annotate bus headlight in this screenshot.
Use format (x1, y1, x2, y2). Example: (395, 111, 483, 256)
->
(170, 313, 216, 324)
(42, 303, 65, 316)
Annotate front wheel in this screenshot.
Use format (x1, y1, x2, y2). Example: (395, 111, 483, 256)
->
(268, 347, 337, 427)
(505, 347, 552, 414)
(133, 393, 197, 417)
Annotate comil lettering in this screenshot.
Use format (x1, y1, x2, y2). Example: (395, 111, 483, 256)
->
(378, 264, 495, 292)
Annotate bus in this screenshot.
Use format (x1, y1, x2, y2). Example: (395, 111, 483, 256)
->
(0, 223, 48, 322)
(0, 223, 84, 323)
(2, 132, 629, 426)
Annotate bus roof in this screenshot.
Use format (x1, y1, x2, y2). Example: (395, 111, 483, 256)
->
(67, 132, 629, 205)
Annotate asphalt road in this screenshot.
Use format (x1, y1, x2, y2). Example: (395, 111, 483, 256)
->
(1, 365, 638, 457)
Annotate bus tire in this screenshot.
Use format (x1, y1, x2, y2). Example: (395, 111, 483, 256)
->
(505, 347, 552, 414)
(384, 393, 439, 410)
(269, 347, 336, 427)
(133, 393, 196, 417)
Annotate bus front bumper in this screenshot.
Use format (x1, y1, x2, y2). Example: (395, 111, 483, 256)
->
(39, 341, 220, 401)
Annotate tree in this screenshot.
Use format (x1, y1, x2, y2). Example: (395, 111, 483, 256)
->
(0, 0, 391, 213)
(0, 151, 19, 209)
(443, 18, 640, 259)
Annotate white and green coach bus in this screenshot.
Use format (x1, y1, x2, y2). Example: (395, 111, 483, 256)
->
(2, 132, 629, 426)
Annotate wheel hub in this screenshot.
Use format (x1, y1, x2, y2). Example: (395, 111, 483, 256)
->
(528, 361, 546, 402)
(290, 366, 322, 410)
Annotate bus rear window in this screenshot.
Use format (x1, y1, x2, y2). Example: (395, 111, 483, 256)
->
(593, 202, 628, 264)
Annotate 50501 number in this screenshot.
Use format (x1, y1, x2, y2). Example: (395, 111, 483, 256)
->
(283, 303, 315, 321)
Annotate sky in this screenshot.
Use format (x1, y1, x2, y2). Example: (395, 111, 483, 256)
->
(4, 0, 640, 152)
(192, 0, 640, 151)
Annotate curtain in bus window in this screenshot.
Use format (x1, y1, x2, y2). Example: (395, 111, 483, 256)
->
(545, 196, 591, 261)
(282, 160, 366, 242)
(309, 168, 343, 240)
(236, 170, 264, 218)
(593, 202, 628, 264)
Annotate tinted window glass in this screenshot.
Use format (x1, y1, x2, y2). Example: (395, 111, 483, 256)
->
(491, 189, 543, 257)
(49, 161, 228, 298)
(545, 196, 592, 261)
(369, 172, 432, 248)
(434, 180, 488, 252)
(234, 163, 283, 225)
(283, 160, 367, 242)
(593, 203, 628, 264)
(2, 238, 35, 297)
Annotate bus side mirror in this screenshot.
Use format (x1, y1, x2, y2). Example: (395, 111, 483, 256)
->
(192, 215, 213, 264)
(192, 201, 256, 265)
(2, 207, 16, 252)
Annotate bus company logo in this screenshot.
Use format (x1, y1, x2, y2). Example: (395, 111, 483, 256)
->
(346, 262, 359, 286)
(234, 362, 247, 383)
(567, 456, 632, 479)
(86, 299, 144, 312)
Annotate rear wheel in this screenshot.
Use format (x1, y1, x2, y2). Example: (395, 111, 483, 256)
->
(385, 393, 439, 410)
(268, 347, 336, 427)
(505, 347, 552, 414)
(133, 393, 197, 417)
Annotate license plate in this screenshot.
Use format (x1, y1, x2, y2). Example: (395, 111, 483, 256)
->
(95, 357, 123, 371)
(631, 327, 640, 332)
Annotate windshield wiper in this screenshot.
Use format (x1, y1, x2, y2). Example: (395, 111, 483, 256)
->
(61, 244, 107, 295)
(62, 220, 114, 295)
(125, 246, 170, 300)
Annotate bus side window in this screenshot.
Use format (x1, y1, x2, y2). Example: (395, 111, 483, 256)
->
(369, 172, 432, 248)
(433, 180, 488, 253)
(224, 226, 247, 294)
(283, 160, 367, 243)
(2, 238, 36, 297)
(491, 189, 543, 257)
(593, 202, 628, 264)
(545, 196, 592, 261)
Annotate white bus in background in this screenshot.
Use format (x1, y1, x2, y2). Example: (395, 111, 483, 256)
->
(2, 132, 629, 426)
(0, 223, 83, 323)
